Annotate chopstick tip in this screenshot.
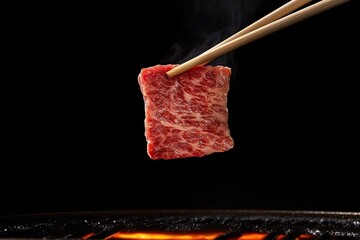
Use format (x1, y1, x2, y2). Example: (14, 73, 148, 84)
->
(166, 69, 176, 79)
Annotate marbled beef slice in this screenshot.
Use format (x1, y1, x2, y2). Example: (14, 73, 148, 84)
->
(138, 64, 234, 160)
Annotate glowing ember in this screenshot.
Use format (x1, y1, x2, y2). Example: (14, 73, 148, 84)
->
(103, 232, 315, 240)
(276, 234, 314, 240)
(105, 232, 223, 240)
(82, 232, 96, 239)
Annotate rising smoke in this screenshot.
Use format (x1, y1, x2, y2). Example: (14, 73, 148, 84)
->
(161, 0, 266, 68)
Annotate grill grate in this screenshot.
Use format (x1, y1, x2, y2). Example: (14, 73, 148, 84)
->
(0, 210, 359, 239)
(214, 231, 243, 240)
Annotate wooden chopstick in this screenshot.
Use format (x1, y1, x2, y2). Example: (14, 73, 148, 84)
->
(166, 0, 350, 78)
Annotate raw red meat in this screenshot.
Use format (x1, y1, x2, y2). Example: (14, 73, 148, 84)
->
(138, 64, 234, 160)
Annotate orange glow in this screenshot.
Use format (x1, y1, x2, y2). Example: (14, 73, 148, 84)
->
(81, 232, 95, 239)
(237, 233, 267, 239)
(106, 232, 224, 240)
(277, 234, 314, 240)
(88, 231, 316, 240)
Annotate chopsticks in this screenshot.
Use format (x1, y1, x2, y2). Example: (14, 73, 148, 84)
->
(194, 0, 313, 65)
(166, 0, 350, 78)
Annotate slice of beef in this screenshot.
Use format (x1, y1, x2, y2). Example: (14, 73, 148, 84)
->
(138, 64, 234, 160)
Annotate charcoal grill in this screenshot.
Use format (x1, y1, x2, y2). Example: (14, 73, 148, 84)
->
(0, 210, 359, 239)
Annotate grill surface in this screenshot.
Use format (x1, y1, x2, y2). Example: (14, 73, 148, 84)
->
(0, 210, 359, 239)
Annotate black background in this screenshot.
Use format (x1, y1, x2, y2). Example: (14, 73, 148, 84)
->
(1, 0, 359, 217)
